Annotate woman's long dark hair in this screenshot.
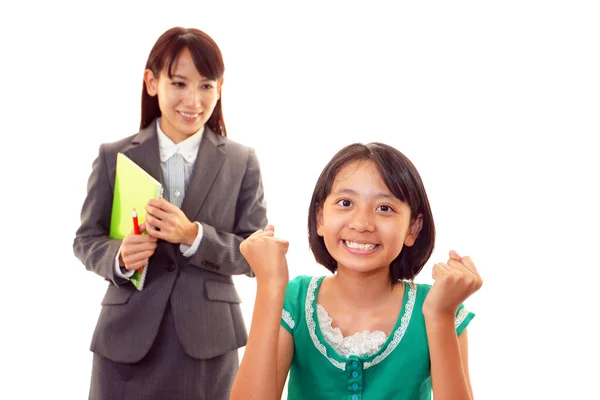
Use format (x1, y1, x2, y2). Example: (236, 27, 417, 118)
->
(140, 27, 227, 136)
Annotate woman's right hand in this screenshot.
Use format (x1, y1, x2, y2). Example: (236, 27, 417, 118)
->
(119, 222, 158, 271)
(240, 225, 289, 287)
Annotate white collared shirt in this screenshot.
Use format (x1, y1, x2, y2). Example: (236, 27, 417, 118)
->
(156, 120, 202, 208)
(156, 118, 203, 175)
(115, 119, 205, 279)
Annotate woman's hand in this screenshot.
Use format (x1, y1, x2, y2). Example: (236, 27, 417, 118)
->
(119, 222, 158, 271)
(145, 198, 198, 245)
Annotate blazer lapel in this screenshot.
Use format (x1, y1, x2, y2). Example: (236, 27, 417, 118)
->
(121, 121, 178, 261)
(122, 122, 163, 185)
(180, 127, 225, 219)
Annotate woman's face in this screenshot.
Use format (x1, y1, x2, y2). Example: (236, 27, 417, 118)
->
(144, 48, 221, 143)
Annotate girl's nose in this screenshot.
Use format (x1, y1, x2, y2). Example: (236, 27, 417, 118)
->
(348, 209, 375, 232)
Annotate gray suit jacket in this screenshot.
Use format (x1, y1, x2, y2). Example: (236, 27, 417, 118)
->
(73, 121, 267, 363)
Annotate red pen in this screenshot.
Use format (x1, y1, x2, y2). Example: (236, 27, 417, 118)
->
(132, 209, 142, 273)
(132, 208, 140, 234)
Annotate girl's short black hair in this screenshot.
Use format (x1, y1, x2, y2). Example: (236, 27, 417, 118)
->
(307, 143, 435, 284)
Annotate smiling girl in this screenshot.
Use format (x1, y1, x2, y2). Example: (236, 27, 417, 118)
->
(231, 143, 482, 400)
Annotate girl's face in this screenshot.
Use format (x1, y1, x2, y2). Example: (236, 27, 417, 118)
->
(144, 48, 221, 144)
(317, 160, 422, 276)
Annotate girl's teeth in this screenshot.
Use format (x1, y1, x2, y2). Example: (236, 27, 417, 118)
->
(344, 241, 376, 250)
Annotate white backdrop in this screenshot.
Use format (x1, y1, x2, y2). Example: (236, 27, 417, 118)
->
(1, 1, 599, 399)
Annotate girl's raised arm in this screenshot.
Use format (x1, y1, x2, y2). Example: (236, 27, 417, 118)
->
(424, 251, 482, 400)
(230, 227, 294, 400)
(426, 323, 474, 399)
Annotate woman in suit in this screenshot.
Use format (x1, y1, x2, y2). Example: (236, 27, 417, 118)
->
(73, 26, 267, 400)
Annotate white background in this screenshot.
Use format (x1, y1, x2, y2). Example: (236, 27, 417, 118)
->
(1, 1, 599, 399)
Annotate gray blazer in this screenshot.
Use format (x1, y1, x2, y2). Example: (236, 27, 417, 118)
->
(73, 122, 267, 363)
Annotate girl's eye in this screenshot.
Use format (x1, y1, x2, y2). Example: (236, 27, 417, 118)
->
(337, 199, 352, 207)
(202, 84, 214, 89)
(172, 82, 185, 88)
(377, 205, 394, 212)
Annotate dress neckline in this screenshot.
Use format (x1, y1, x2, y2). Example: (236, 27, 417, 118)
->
(305, 276, 417, 370)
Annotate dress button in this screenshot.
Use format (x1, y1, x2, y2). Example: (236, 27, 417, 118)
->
(352, 371, 359, 378)
(352, 383, 359, 390)
(166, 261, 175, 271)
(352, 395, 359, 400)
(174, 190, 180, 197)
(351, 361, 358, 368)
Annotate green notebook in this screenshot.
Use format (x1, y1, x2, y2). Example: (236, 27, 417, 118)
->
(110, 152, 163, 290)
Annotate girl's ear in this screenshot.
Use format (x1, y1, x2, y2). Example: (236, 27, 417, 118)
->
(404, 213, 423, 247)
(316, 206, 324, 237)
(144, 69, 158, 96)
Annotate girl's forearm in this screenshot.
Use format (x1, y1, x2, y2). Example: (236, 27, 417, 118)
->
(425, 314, 472, 400)
(230, 281, 286, 400)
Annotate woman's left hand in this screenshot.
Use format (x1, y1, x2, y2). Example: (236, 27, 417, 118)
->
(422, 250, 483, 318)
(145, 198, 198, 245)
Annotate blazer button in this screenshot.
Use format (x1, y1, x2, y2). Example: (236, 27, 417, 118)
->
(166, 261, 175, 271)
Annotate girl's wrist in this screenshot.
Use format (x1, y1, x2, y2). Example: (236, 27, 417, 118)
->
(422, 307, 456, 325)
(257, 278, 288, 293)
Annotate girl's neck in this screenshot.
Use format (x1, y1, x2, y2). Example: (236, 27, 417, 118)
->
(329, 268, 397, 310)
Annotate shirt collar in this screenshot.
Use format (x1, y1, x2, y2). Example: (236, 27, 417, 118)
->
(156, 118, 203, 163)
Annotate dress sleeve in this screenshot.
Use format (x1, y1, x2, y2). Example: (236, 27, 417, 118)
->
(280, 276, 305, 335)
(455, 303, 475, 336)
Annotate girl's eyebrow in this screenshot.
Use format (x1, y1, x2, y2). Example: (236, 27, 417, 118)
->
(332, 188, 396, 200)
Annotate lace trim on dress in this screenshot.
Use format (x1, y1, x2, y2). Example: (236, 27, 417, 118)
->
(455, 307, 469, 328)
(282, 309, 295, 330)
(317, 304, 387, 358)
(364, 281, 416, 369)
(306, 277, 347, 370)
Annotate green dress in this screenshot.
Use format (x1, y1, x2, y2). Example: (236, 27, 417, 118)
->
(280, 275, 475, 400)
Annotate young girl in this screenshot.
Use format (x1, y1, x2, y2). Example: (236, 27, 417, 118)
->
(74, 27, 267, 399)
(231, 143, 482, 400)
